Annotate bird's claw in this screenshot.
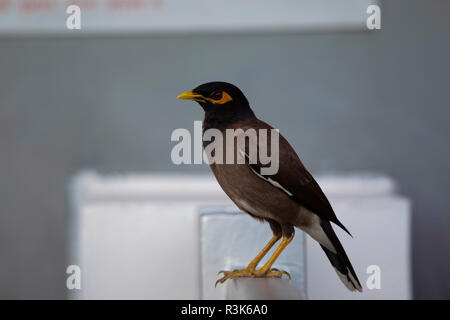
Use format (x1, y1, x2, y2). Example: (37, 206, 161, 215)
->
(215, 269, 252, 287)
(215, 268, 291, 287)
(265, 268, 291, 280)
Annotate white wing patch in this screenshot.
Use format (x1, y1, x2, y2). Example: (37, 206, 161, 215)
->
(298, 218, 337, 254)
(239, 149, 293, 197)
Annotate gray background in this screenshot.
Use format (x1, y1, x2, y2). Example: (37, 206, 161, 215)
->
(0, 0, 449, 299)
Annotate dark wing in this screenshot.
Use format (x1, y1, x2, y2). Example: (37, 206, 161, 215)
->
(242, 119, 351, 235)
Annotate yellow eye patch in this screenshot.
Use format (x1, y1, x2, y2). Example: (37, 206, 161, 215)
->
(208, 91, 233, 104)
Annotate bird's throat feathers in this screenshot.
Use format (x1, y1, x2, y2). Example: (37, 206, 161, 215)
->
(203, 105, 255, 131)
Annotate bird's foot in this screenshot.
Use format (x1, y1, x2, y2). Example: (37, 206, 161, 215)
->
(215, 268, 290, 287)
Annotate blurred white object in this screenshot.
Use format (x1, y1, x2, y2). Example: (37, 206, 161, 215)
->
(1, 0, 377, 36)
(70, 202, 200, 299)
(68, 172, 229, 299)
(225, 278, 304, 300)
(200, 209, 306, 299)
(68, 171, 411, 299)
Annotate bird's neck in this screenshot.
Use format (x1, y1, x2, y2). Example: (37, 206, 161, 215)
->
(203, 107, 255, 132)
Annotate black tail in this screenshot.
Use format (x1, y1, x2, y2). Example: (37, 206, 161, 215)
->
(320, 220, 362, 292)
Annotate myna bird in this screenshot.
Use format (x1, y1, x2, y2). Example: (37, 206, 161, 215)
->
(177, 82, 362, 292)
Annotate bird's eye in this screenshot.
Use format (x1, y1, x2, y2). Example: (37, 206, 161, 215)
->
(210, 91, 223, 100)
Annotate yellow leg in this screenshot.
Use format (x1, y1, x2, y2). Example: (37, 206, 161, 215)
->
(246, 234, 281, 270)
(215, 234, 293, 287)
(254, 235, 294, 276)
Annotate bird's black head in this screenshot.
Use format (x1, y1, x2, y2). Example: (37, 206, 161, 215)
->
(177, 81, 255, 126)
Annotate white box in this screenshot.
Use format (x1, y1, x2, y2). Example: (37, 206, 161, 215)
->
(68, 171, 411, 299)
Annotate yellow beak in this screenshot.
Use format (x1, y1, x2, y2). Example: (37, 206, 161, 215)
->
(177, 90, 205, 101)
